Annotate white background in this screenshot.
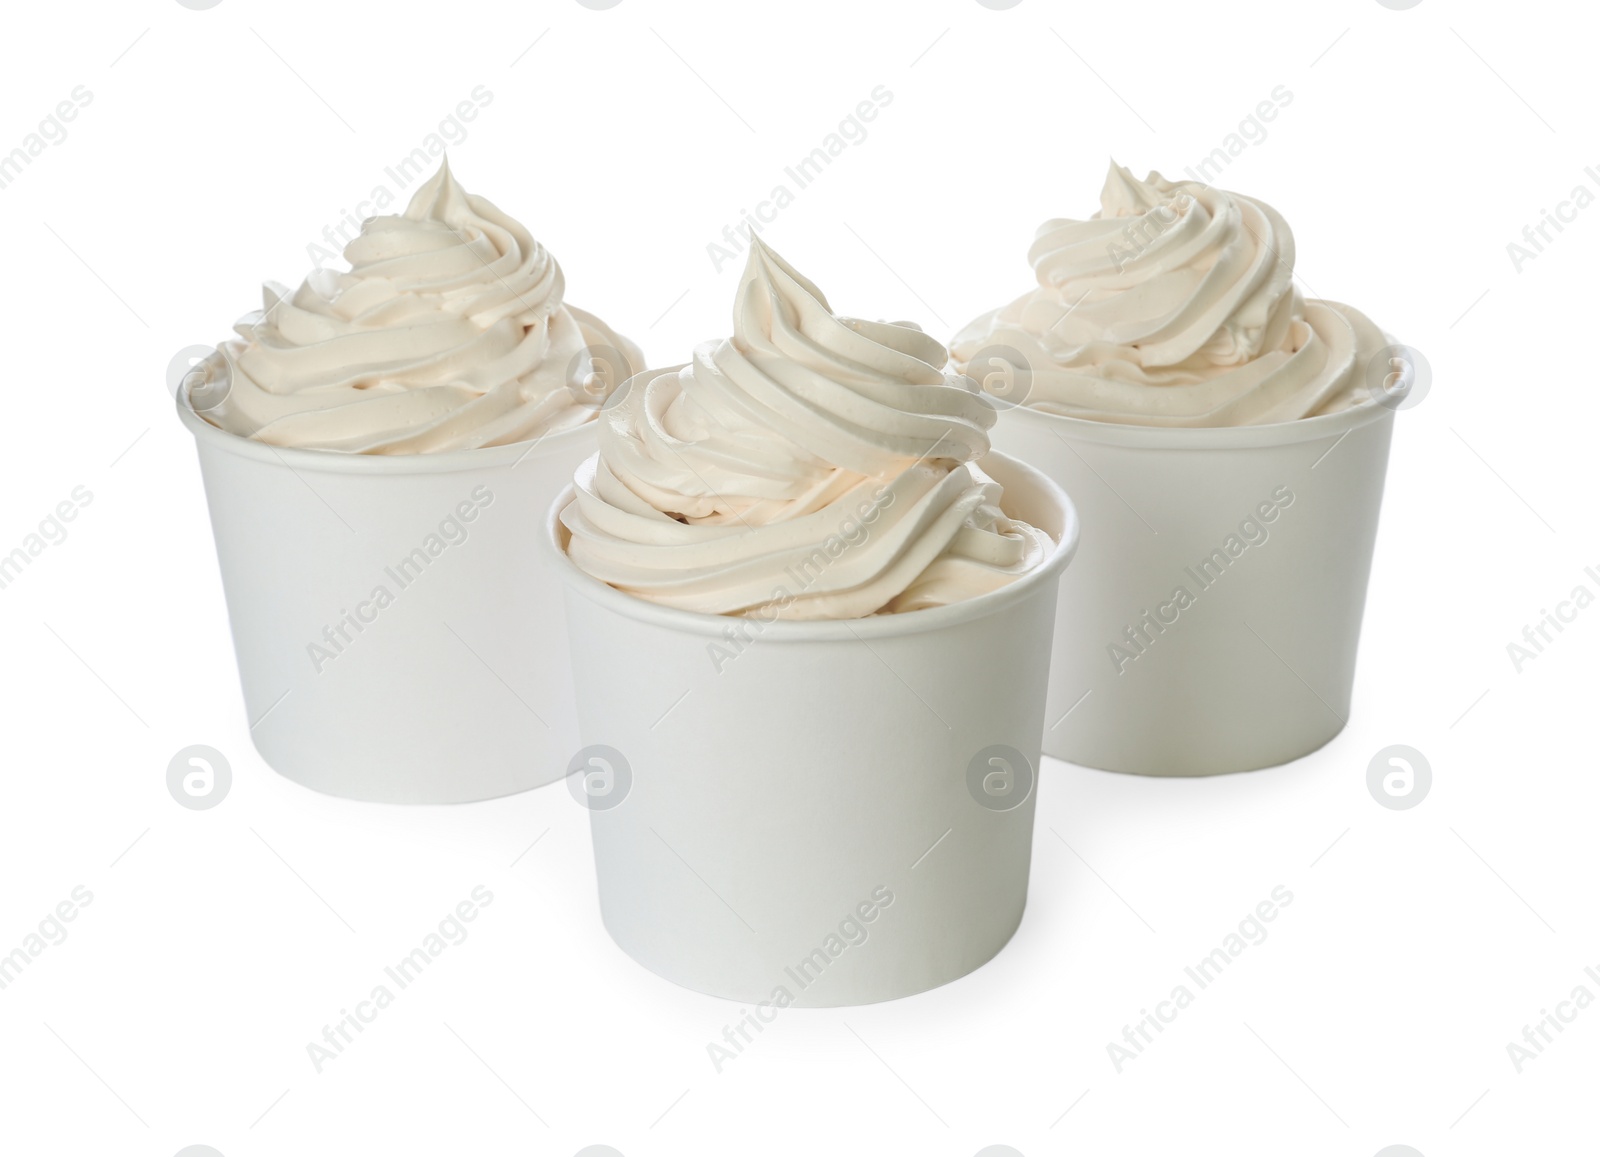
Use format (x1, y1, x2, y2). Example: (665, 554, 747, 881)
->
(1, 1, 1595, 1155)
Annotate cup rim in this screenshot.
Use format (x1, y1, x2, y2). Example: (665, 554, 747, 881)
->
(993, 391, 1396, 451)
(174, 394, 596, 475)
(541, 448, 1080, 642)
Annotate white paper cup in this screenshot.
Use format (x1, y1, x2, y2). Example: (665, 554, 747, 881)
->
(987, 400, 1395, 776)
(179, 400, 594, 803)
(543, 451, 1078, 1006)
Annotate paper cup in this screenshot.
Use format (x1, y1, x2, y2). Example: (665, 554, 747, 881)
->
(544, 451, 1078, 1006)
(178, 400, 594, 803)
(987, 400, 1395, 776)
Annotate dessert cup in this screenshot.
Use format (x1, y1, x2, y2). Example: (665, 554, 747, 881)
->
(986, 399, 1394, 776)
(544, 450, 1078, 1006)
(179, 398, 592, 803)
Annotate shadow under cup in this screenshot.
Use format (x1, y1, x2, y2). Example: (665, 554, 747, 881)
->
(987, 400, 1396, 777)
(178, 399, 595, 804)
(544, 451, 1079, 1007)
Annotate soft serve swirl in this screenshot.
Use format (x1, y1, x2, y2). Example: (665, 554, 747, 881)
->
(951, 163, 1387, 427)
(191, 160, 642, 452)
(560, 239, 1052, 619)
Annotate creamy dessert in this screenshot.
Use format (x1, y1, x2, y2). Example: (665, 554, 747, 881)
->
(189, 160, 642, 452)
(560, 239, 1052, 619)
(951, 162, 1388, 427)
